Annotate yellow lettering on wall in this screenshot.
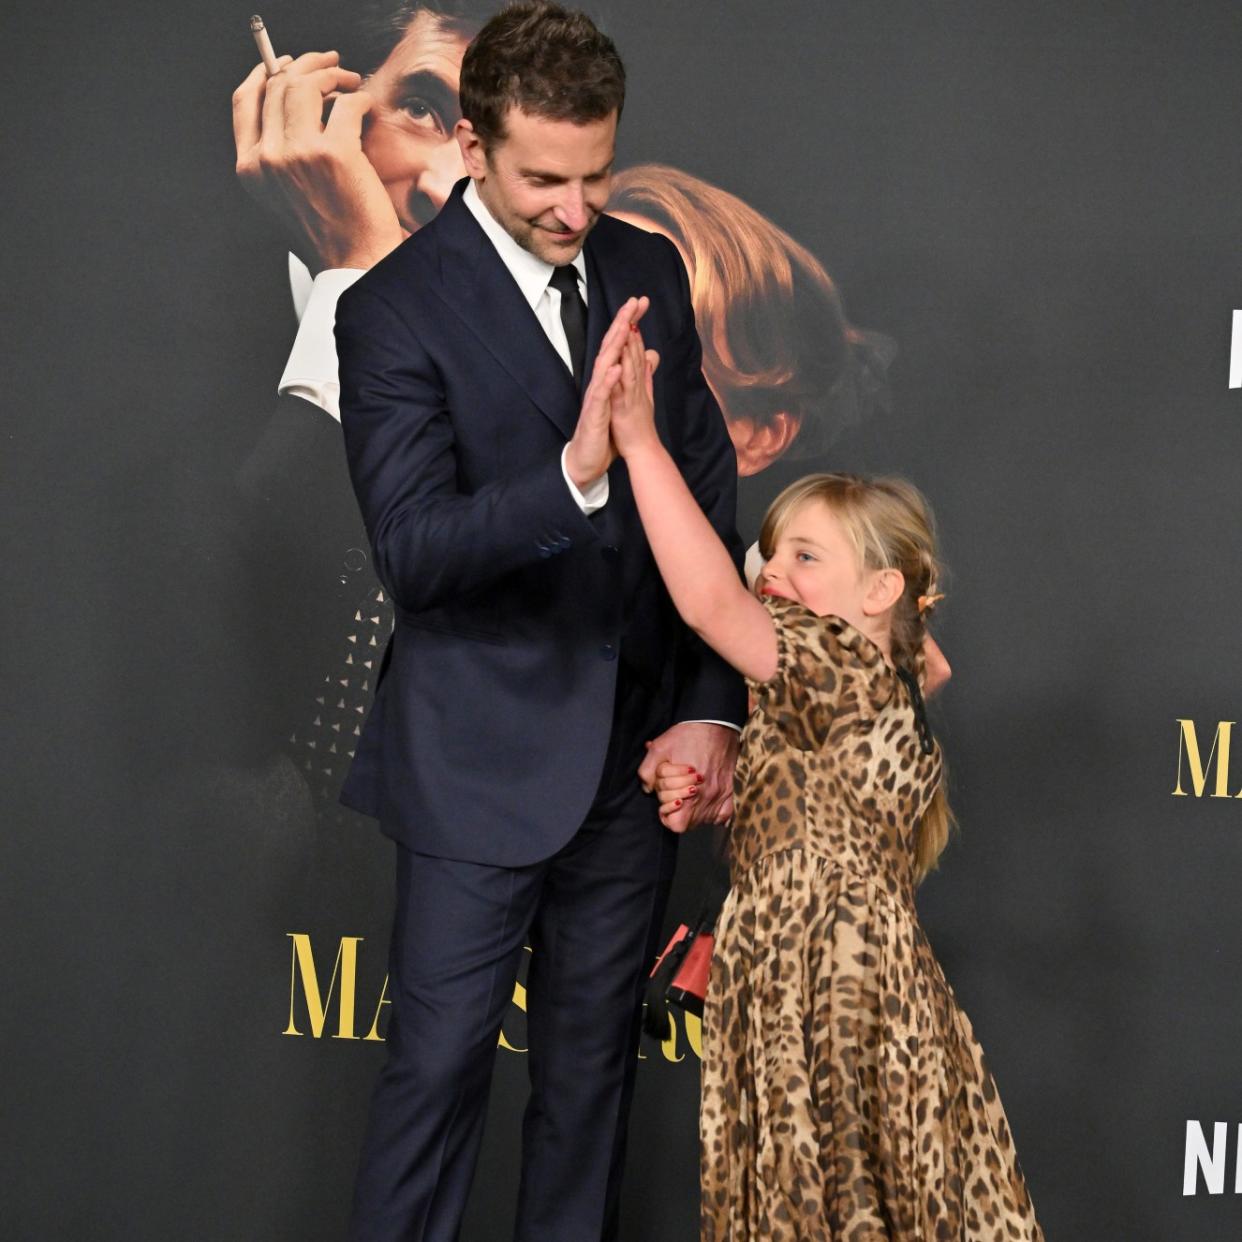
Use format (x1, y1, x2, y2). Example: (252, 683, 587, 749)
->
(278, 937, 705, 1062)
(1172, 720, 1235, 798)
(284, 933, 363, 1040)
(636, 1005, 702, 1063)
(364, 974, 390, 1042)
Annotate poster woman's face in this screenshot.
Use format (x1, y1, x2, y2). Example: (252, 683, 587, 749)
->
(360, 13, 473, 233)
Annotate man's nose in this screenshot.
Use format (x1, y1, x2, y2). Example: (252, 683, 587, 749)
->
(554, 186, 589, 232)
(415, 139, 466, 213)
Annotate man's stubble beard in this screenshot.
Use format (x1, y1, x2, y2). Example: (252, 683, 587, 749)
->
(511, 214, 598, 266)
(476, 170, 599, 265)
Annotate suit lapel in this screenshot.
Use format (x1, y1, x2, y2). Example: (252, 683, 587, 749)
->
(582, 242, 612, 391)
(427, 190, 654, 449)
(432, 186, 580, 440)
(582, 223, 638, 389)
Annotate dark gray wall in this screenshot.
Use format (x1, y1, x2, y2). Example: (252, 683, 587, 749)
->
(7, 1, 1242, 1238)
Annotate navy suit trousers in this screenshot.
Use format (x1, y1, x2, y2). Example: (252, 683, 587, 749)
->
(349, 671, 679, 1242)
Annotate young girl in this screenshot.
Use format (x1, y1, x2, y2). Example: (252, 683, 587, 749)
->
(606, 327, 1042, 1240)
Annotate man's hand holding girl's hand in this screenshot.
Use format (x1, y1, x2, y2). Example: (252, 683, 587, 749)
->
(651, 759, 704, 829)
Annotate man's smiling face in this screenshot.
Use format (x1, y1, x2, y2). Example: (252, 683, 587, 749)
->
(459, 106, 617, 265)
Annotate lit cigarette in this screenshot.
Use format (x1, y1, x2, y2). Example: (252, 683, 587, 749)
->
(250, 15, 280, 76)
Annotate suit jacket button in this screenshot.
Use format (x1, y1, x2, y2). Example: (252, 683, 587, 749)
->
(601, 544, 620, 563)
(600, 643, 617, 661)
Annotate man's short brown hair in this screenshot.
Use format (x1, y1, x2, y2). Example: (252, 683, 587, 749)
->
(459, 2, 625, 148)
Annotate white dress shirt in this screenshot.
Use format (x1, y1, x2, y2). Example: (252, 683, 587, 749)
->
(279, 259, 362, 419)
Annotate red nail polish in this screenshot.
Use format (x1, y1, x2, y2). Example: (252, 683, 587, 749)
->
(674, 799, 682, 808)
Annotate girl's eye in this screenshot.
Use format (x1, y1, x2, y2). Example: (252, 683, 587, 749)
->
(796, 551, 815, 563)
(400, 97, 446, 134)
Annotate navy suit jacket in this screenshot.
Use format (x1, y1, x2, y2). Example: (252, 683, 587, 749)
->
(334, 179, 746, 866)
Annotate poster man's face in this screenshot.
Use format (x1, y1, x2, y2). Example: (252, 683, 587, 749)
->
(361, 13, 473, 232)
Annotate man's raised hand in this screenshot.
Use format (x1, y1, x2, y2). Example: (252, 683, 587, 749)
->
(565, 296, 649, 491)
(232, 51, 406, 273)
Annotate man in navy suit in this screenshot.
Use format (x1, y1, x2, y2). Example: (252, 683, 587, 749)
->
(334, 5, 746, 1238)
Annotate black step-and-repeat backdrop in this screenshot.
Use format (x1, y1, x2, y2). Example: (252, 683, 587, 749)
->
(8, 1, 1242, 1237)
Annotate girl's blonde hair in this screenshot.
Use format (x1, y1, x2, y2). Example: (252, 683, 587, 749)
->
(759, 473, 955, 881)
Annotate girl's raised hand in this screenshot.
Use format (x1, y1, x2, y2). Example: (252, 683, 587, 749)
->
(607, 319, 661, 457)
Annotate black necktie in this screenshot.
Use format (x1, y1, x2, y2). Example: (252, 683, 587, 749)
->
(548, 264, 586, 387)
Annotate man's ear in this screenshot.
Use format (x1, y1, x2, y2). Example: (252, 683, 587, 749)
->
(455, 119, 487, 179)
(728, 411, 802, 477)
(862, 568, 905, 616)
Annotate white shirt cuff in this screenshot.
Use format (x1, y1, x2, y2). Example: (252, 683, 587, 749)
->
(681, 719, 743, 733)
(277, 266, 367, 421)
(561, 445, 609, 514)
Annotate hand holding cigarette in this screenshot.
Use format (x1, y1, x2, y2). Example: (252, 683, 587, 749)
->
(232, 17, 405, 273)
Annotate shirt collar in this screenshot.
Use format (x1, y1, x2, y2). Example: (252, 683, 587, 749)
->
(463, 178, 587, 309)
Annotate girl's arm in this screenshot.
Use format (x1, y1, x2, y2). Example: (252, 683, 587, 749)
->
(610, 329, 778, 683)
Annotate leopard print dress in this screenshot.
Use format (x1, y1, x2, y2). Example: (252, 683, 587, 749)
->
(700, 596, 1043, 1241)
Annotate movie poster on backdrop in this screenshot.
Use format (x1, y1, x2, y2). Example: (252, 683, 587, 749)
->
(232, 0, 898, 806)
